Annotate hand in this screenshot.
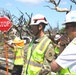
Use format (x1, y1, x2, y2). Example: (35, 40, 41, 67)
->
(38, 69, 49, 75)
(60, 34, 70, 46)
(38, 65, 50, 75)
(4, 40, 8, 44)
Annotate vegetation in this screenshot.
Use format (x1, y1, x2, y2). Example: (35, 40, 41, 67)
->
(0, 32, 4, 46)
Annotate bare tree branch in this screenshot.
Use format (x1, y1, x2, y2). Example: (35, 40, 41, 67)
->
(49, 0, 61, 6)
(25, 12, 33, 26)
(0, 8, 12, 19)
(25, 12, 33, 36)
(45, 0, 72, 13)
(57, 0, 61, 6)
(49, 0, 57, 6)
(70, 0, 76, 4)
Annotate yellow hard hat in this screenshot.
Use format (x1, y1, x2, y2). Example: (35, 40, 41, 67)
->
(13, 37, 24, 47)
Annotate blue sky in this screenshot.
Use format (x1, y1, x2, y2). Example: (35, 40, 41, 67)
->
(0, 0, 76, 31)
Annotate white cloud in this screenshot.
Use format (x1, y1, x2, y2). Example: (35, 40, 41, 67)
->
(15, 0, 44, 4)
(5, 3, 12, 6)
(61, 1, 67, 5)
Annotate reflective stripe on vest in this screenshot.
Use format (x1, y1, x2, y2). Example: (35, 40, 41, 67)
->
(39, 37, 48, 51)
(26, 60, 43, 67)
(15, 56, 24, 59)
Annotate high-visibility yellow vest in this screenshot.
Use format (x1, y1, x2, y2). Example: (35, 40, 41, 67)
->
(55, 47, 59, 54)
(57, 68, 70, 75)
(57, 68, 76, 75)
(24, 37, 51, 75)
(13, 46, 24, 65)
(55, 42, 60, 55)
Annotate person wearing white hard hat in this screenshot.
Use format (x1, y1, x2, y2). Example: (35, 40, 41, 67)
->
(54, 34, 61, 41)
(24, 14, 55, 75)
(54, 34, 61, 58)
(51, 10, 76, 75)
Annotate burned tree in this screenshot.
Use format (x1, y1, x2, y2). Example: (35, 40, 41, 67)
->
(0, 8, 12, 19)
(24, 12, 33, 36)
(11, 10, 33, 39)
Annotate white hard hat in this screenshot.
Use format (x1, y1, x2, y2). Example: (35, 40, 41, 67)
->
(62, 10, 76, 25)
(30, 14, 48, 25)
(54, 34, 61, 41)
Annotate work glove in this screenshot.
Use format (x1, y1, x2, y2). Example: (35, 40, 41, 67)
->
(38, 65, 51, 75)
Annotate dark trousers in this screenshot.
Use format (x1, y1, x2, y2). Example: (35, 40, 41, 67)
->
(12, 65, 23, 75)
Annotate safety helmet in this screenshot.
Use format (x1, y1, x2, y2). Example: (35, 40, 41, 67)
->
(13, 37, 24, 47)
(62, 10, 76, 25)
(54, 34, 61, 41)
(30, 14, 48, 25)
